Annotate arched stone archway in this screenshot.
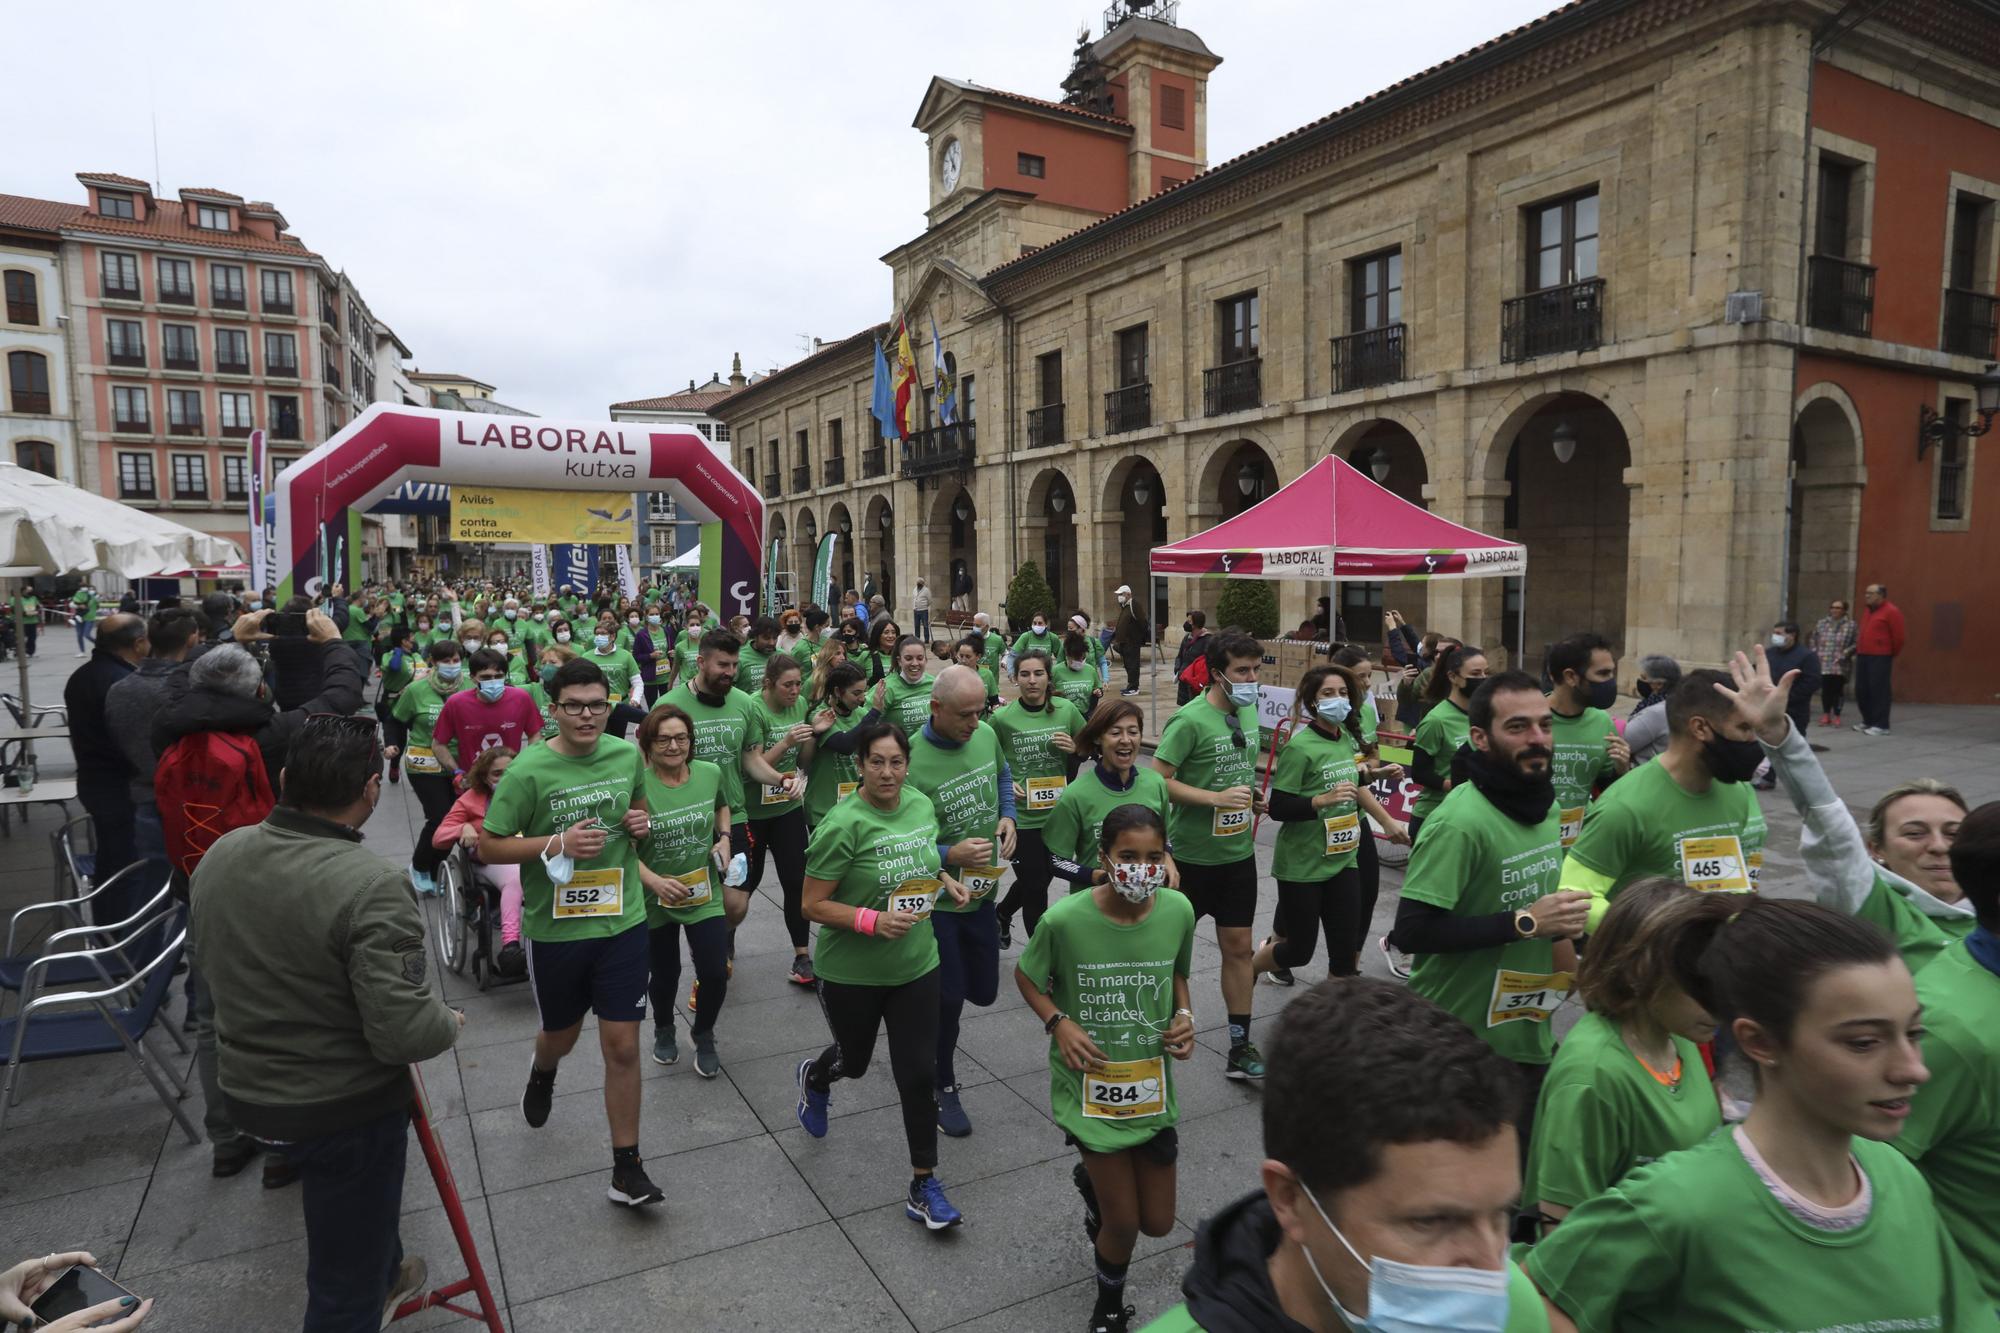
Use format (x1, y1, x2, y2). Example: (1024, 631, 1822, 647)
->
(1329, 420, 1434, 645)
(1472, 373, 1646, 484)
(1025, 466, 1082, 612)
(1099, 454, 1167, 631)
(826, 502, 860, 609)
(1790, 385, 1865, 620)
(862, 493, 896, 614)
(925, 482, 977, 618)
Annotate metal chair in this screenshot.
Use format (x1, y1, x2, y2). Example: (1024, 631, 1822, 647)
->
(52, 815, 96, 906)
(0, 883, 197, 1142)
(0, 863, 176, 1022)
(0, 692, 68, 729)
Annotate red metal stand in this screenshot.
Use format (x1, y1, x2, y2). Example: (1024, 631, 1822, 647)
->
(391, 1072, 506, 1330)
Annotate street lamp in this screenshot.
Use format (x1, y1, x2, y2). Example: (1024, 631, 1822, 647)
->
(953, 495, 970, 521)
(838, 512, 851, 535)
(879, 506, 893, 529)
(1365, 449, 1391, 483)
(1050, 487, 1068, 514)
(1133, 475, 1151, 506)
(1551, 420, 1577, 465)
(1918, 362, 2000, 459)
(1237, 461, 1260, 497)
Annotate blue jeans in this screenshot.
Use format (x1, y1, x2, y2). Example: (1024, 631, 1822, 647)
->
(268, 1106, 410, 1333)
(932, 898, 1000, 1086)
(74, 618, 95, 653)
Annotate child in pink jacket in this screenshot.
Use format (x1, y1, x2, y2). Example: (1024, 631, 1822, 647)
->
(433, 745, 525, 977)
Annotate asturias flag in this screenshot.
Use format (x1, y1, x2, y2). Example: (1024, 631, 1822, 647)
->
(892, 319, 918, 441)
(871, 337, 896, 442)
(930, 314, 955, 426)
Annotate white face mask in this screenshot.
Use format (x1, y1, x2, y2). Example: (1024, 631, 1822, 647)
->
(1298, 1179, 1510, 1333)
(555, 630, 572, 644)
(1770, 633, 1788, 648)
(461, 639, 482, 655)
(1106, 860, 1167, 903)
(541, 838, 575, 887)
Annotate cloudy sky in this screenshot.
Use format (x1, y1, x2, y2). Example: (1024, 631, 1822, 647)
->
(13, 0, 1556, 419)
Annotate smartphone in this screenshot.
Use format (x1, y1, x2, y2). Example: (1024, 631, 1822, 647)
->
(31, 1264, 138, 1323)
(265, 611, 310, 638)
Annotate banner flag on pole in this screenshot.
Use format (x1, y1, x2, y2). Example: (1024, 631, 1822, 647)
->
(247, 429, 269, 592)
(892, 320, 918, 440)
(530, 545, 551, 598)
(614, 544, 639, 599)
(764, 536, 782, 612)
(870, 338, 896, 443)
(930, 314, 955, 426)
(812, 532, 837, 609)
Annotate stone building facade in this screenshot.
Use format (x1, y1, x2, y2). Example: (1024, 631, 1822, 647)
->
(716, 0, 2000, 699)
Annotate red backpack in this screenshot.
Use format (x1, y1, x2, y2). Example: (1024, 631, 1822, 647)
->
(156, 731, 276, 878)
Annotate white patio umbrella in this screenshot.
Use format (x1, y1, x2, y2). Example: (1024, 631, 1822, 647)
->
(0, 461, 242, 730)
(662, 544, 701, 570)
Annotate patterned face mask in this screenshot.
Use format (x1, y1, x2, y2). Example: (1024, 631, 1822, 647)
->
(1106, 860, 1168, 903)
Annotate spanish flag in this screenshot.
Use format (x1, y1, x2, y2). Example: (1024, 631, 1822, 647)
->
(892, 319, 919, 440)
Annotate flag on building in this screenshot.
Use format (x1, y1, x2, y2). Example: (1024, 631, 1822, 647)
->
(930, 314, 955, 426)
(892, 319, 919, 440)
(813, 531, 838, 609)
(870, 337, 896, 442)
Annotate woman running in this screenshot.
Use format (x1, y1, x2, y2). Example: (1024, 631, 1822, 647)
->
(526, 644, 577, 741)
(634, 704, 733, 1075)
(1529, 898, 1990, 1329)
(992, 649, 1089, 947)
(804, 662, 875, 840)
(1521, 878, 1729, 1232)
(744, 655, 816, 985)
(862, 616, 903, 685)
(794, 721, 972, 1231)
(1017, 804, 1195, 1333)
(1405, 643, 1486, 846)
(1252, 664, 1407, 986)
(1052, 628, 1105, 718)
(1045, 700, 1174, 894)
(433, 745, 527, 978)
(1328, 643, 1405, 958)
(873, 635, 935, 736)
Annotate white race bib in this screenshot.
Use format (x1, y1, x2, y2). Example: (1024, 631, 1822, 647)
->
(962, 866, 1004, 900)
(1559, 805, 1586, 849)
(1082, 1056, 1167, 1120)
(888, 878, 940, 920)
(668, 865, 711, 909)
(404, 743, 440, 775)
(836, 780, 859, 803)
(553, 867, 624, 918)
(761, 781, 791, 804)
(1679, 835, 1751, 893)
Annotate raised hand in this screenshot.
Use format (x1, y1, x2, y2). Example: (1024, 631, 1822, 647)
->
(1716, 646, 1795, 746)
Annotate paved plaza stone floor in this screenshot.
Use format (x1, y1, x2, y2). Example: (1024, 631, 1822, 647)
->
(2, 645, 1996, 1330)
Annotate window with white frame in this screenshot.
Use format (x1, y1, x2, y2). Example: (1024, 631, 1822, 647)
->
(195, 205, 231, 231)
(223, 454, 250, 501)
(171, 453, 208, 500)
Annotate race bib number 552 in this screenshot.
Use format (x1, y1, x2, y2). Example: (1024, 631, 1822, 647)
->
(553, 868, 624, 918)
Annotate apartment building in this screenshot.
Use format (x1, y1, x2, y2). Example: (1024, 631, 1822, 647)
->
(609, 358, 746, 575)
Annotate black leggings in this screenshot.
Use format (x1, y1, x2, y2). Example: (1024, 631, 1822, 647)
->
(998, 825, 1055, 935)
(809, 969, 941, 1170)
(747, 808, 810, 948)
(1821, 673, 1846, 717)
(408, 772, 457, 874)
(375, 697, 408, 759)
(650, 915, 730, 1036)
(1271, 869, 1365, 974)
(1353, 826, 1382, 958)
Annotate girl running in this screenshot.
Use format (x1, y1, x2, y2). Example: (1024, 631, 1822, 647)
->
(873, 635, 935, 736)
(992, 649, 1088, 946)
(1406, 643, 1487, 846)
(1045, 700, 1174, 894)
(634, 704, 733, 1076)
(744, 655, 815, 985)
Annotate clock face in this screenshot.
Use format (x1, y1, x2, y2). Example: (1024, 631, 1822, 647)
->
(940, 139, 962, 191)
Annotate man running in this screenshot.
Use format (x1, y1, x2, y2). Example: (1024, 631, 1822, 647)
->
(1543, 632, 1629, 852)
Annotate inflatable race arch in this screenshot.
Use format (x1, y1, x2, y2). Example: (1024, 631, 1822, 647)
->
(272, 404, 765, 614)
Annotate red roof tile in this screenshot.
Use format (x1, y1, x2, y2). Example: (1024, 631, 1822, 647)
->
(62, 197, 320, 258)
(609, 386, 738, 413)
(0, 193, 83, 234)
(973, 83, 1131, 129)
(182, 187, 246, 201)
(77, 172, 150, 189)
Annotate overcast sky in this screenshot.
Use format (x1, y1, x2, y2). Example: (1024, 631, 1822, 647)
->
(13, 0, 1556, 419)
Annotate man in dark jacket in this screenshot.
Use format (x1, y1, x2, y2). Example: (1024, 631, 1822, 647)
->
(104, 607, 203, 878)
(1111, 584, 1148, 697)
(1174, 610, 1209, 707)
(1149, 978, 1535, 1331)
(1758, 620, 1822, 789)
(62, 613, 148, 877)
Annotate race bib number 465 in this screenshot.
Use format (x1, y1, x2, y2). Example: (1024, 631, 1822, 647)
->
(1679, 835, 1752, 893)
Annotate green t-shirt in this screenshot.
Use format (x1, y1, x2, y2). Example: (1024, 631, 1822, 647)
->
(340, 606, 371, 643)
(990, 696, 1088, 832)
(906, 722, 1005, 913)
(1548, 705, 1618, 848)
(638, 761, 728, 928)
(1528, 1132, 1993, 1331)
(743, 693, 809, 819)
(1410, 698, 1472, 822)
(1010, 628, 1057, 662)
(1139, 1261, 1550, 1333)
(377, 647, 416, 701)
(978, 631, 1004, 682)
(1855, 872, 1957, 974)
(881, 673, 935, 737)
(1045, 765, 1173, 881)
(805, 788, 945, 987)
(585, 646, 642, 702)
(1895, 940, 2000, 1303)
(388, 591, 405, 613)
(1566, 759, 1767, 897)
(657, 683, 756, 823)
(1017, 887, 1195, 1153)
(804, 703, 870, 826)
(672, 633, 702, 685)
(1522, 1010, 1721, 1211)
(1049, 659, 1100, 715)
(736, 644, 774, 695)
(1154, 695, 1259, 866)
(391, 675, 467, 774)
(524, 682, 561, 739)
(1269, 721, 1365, 882)
(787, 634, 824, 672)
(483, 736, 648, 943)
(1403, 782, 1566, 1065)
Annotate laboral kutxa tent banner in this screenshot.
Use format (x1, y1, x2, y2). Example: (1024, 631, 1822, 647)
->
(273, 404, 764, 614)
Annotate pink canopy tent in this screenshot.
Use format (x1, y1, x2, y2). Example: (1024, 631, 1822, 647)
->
(1149, 455, 1523, 582)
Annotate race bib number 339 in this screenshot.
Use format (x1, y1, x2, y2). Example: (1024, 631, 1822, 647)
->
(888, 878, 941, 920)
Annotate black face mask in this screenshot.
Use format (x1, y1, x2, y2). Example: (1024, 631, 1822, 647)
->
(1182, 620, 1193, 633)
(1701, 733, 1764, 784)
(1459, 743, 1555, 825)
(1634, 679, 1653, 701)
(1585, 677, 1618, 711)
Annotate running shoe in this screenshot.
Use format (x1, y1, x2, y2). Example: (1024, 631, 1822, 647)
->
(1378, 935, 1413, 980)
(494, 940, 526, 979)
(607, 1159, 665, 1208)
(652, 1024, 679, 1067)
(408, 865, 438, 897)
(522, 1062, 556, 1128)
(1818, 712, 1832, 727)
(996, 913, 1013, 950)
(1088, 1305, 1136, 1333)
(1261, 935, 1295, 987)
(1226, 1041, 1267, 1081)
(935, 1083, 972, 1138)
(1119, 688, 1140, 698)
(796, 1057, 830, 1137)
(906, 1174, 964, 1230)
(381, 1255, 427, 1328)
(693, 1033, 720, 1079)
(788, 954, 816, 987)
(387, 759, 402, 786)
(1073, 1161, 1101, 1243)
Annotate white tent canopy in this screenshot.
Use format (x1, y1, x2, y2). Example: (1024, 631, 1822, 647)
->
(0, 462, 241, 579)
(662, 544, 701, 571)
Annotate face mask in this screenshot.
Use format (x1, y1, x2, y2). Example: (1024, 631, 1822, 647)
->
(1316, 697, 1352, 725)
(1769, 633, 1788, 649)
(417, 622, 431, 633)
(1227, 681, 1259, 708)
(649, 615, 662, 625)
(534, 612, 546, 621)
(541, 838, 575, 888)
(1298, 1179, 1510, 1333)
(436, 663, 462, 682)
(1106, 860, 1168, 903)
(556, 630, 572, 644)
(249, 600, 263, 610)
(1700, 732, 1765, 784)
(504, 608, 518, 620)
(489, 639, 507, 653)
(461, 639, 482, 656)
(971, 626, 985, 638)
(476, 678, 505, 702)
(1182, 620, 1192, 633)
(1032, 623, 1047, 634)
(594, 634, 611, 652)
(1585, 677, 1618, 711)
(539, 664, 557, 688)
(1635, 678, 1653, 700)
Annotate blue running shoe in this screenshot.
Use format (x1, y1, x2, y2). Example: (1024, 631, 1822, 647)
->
(935, 1083, 972, 1138)
(408, 866, 437, 896)
(796, 1057, 830, 1138)
(907, 1174, 963, 1230)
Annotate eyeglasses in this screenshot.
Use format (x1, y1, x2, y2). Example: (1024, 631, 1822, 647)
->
(555, 700, 612, 717)
(651, 734, 691, 747)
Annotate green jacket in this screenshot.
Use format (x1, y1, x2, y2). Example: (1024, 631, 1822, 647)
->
(190, 806, 458, 1139)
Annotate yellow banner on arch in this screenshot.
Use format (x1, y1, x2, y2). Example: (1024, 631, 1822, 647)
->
(449, 486, 635, 544)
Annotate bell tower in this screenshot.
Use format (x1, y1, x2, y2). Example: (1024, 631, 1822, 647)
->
(1063, 1, 1222, 202)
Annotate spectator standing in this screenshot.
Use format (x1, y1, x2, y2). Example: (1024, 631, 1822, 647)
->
(1173, 610, 1209, 707)
(1764, 620, 1822, 741)
(1111, 584, 1148, 698)
(950, 561, 972, 612)
(911, 578, 932, 643)
(13, 587, 40, 658)
(64, 613, 148, 877)
(1855, 582, 1906, 736)
(192, 715, 462, 1331)
(105, 608, 204, 876)
(1623, 653, 1681, 766)
(1810, 596, 1859, 728)
(69, 583, 100, 657)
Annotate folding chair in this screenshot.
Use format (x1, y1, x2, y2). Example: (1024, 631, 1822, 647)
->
(0, 862, 164, 1018)
(0, 692, 67, 729)
(0, 884, 197, 1142)
(52, 815, 97, 907)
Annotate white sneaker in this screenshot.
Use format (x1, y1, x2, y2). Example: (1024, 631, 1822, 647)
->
(1378, 935, 1413, 981)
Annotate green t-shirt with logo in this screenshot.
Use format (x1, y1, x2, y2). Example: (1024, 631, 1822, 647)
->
(672, 633, 702, 685)
(907, 722, 1005, 913)
(881, 672, 935, 737)
(1528, 1133, 1993, 1331)
(377, 647, 416, 702)
(524, 682, 561, 739)
(804, 703, 870, 826)
(391, 674, 468, 774)
(1522, 1010, 1721, 1211)
(1140, 1261, 1550, 1333)
(736, 644, 774, 695)
(1411, 698, 1472, 822)
(805, 788, 945, 987)
(1049, 659, 1100, 715)
(743, 693, 809, 819)
(1895, 940, 2000, 1303)
(1045, 765, 1174, 881)
(1010, 628, 1057, 662)
(990, 696, 1088, 832)
(1017, 887, 1195, 1154)
(585, 646, 642, 702)
(388, 591, 405, 614)
(787, 634, 824, 672)
(1270, 722, 1365, 882)
(1548, 705, 1618, 849)
(484, 736, 648, 943)
(1154, 696, 1259, 866)
(1402, 782, 1566, 1065)
(638, 760, 727, 928)
(1565, 759, 1767, 900)
(1855, 872, 1957, 974)
(978, 630, 1005, 682)
(657, 683, 756, 824)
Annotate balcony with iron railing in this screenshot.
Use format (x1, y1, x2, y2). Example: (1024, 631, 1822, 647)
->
(823, 455, 845, 487)
(862, 445, 886, 478)
(1203, 357, 1261, 416)
(14, 390, 52, 415)
(764, 472, 782, 496)
(102, 279, 142, 302)
(262, 295, 295, 316)
(107, 345, 146, 369)
(1331, 323, 1406, 393)
(267, 357, 299, 380)
(159, 284, 197, 307)
(1942, 287, 1998, 359)
(1104, 382, 1151, 434)
(215, 356, 251, 377)
(792, 464, 811, 492)
(211, 289, 246, 312)
(1501, 278, 1605, 363)
(903, 421, 977, 478)
(324, 364, 342, 390)
(272, 412, 301, 441)
(1026, 402, 1064, 448)
(1806, 256, 1874, 338)
(169, 415, 203, 437)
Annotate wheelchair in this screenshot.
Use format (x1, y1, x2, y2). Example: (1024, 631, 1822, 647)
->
(430, 844, 527, 993)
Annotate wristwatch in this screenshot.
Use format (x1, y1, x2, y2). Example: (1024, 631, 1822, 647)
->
(1044, 1010, 1071, 1034)
(1513, 910, 1537, 939)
